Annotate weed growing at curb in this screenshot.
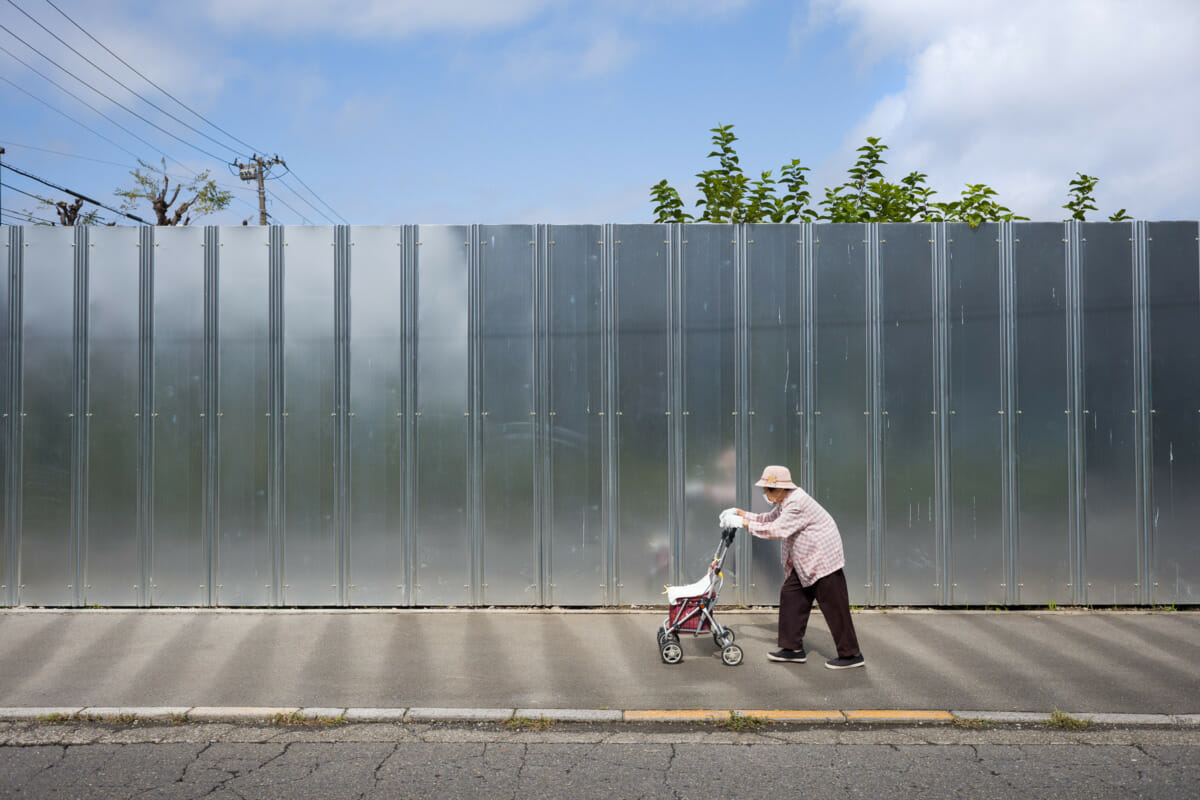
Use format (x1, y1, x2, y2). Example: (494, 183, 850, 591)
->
(39, 713, 78, 725)
(504, 716, 555, 732)
(1048, 710, 1091, 730)
(271, 712, 346, 728)
(952, 717, 996, 730)
(109, 713, 138, 726)
(169, 712, 189, 725)
(716, 712, 766, 732)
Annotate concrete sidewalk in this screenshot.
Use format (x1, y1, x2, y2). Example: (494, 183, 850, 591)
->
(0, 608, 1197, 720)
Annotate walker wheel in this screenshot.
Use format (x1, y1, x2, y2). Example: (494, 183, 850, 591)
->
(713, 628, 734, 647)
(661, 640, 683, 664)
(721, 644, 743, 666)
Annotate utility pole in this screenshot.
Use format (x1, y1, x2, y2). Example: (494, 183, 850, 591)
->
(233, 154, 286, 225)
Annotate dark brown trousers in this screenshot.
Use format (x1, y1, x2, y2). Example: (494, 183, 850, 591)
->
(778, 568, 861, 658)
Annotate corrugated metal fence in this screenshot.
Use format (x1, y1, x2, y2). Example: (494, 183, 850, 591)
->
(2, 222, 1198, 607)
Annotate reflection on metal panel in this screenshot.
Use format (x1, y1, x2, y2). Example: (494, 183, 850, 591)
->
(680, 225, 736, 590)
(946, 224, 1005, 606)
(745, 225, 800, 605)
(480, 225, 536, 604)
(812, 224, 869, 605)
(879, 223, 936, 605)
(1081, 223, 1138, 604)
(347, 227, 405, 606)
(1014, 224, 1071, 604)
(282, 226, 338, 606)
(614, 225, 670, 604)
(151, 226, 206, 606)
(1147, 222, 1200, 603)
(217, 226, 271, 606)
(85, 227, 141, 606)
(414, 225, 470, 605)
(547, 225, 605, 606)
(19, 227, 76, 606)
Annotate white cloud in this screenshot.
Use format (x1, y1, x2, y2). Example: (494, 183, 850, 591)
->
(812, 0, 1200, 219)
(204, 0, 557, 38)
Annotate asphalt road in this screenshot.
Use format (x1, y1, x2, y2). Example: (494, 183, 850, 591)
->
(1, 609, 1198, 714)
(1, 723, 1198, 799)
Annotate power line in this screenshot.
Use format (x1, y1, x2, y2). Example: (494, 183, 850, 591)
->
(0, 62, 260, 218)
(40, 0, 264, 156)
(3, 161, 149, 223)
(1, 205, 59, 225)
(281, 169, 347, 223)
(276, 173, 335, 224)
(1, 178, 51, 203)
(0, 139, 138, 168)
(0, 71, 145, 162)
(6, 0, 242, 159)
(0, 21, 229, 162)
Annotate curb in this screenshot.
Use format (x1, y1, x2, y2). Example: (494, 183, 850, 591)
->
(0, 707, 1196, 726)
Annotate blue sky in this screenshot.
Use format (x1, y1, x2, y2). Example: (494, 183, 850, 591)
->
(1, 0, 1197, 226)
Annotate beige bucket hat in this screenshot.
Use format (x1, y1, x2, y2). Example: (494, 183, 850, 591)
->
(755, 465, 797, 490)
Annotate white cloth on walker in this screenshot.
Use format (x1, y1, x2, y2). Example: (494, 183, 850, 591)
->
(666, 572, 714, 604)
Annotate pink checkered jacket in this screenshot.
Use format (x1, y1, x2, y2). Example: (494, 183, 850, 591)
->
(745, 487, 845, 587)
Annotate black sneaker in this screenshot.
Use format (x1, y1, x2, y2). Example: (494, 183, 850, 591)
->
(767, 648, 807, 663)
(825, 654, 865, 670)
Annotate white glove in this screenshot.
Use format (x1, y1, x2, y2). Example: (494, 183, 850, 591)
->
(719, 510, 745, 529)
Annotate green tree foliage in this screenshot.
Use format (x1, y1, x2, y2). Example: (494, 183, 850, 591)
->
(652, 125, 1131, 227)
(1064, 172, 1132, 221)
(116, 158, 232, 226)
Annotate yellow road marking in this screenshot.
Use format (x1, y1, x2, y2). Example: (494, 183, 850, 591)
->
(844, 709, 954, 721)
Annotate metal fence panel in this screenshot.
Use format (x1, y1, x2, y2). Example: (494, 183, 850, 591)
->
(1147, 222, 1200, 604)
(613, 225, 670, 604)
(216, 226, 272, 606)
(19, 227, 76, 606)
(2, 227, 12, 607)
(1014, 223, 1072, 604)
(85, 227, 141, 606)
(347, 226, 406, 605)
(479, 225, 537, 604)
(812, 224, 870, 605)
(1081, 223, 1139, 605)
(151, 227, 208, 606)
(680, 225, 737, 590)
(413, 225, 471, 605)
(546, 225, 605, 606)
(946, 224, 1006, 605)
(879, 223, 937, 605)
(280, 226, 338, 605)
(746, 224, 801, 605)
(3, 222, 1197, 607)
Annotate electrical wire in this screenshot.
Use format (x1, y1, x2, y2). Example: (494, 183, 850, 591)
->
(1, 43, 190, 167)
(1, 206, 60, 225)
(40, 0, 265, 156)
(6, 0, 242, 158)
(0, 139, 138, 168)
(0, 65, 260, 219)
(0, 71, 145, 162)
(281, 169, 347, 223)
(3, 161, 149, 223)
(263, 185, 314, 225)
(0, 21, 230, 162)
(275, 174, 335, 224)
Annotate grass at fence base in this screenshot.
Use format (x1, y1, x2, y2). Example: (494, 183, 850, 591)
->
(716, 712, 767, 732)
(1048, 710, 1091, 730)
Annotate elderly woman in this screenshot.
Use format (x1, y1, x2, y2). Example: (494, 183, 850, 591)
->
(720, 465, 865, 669)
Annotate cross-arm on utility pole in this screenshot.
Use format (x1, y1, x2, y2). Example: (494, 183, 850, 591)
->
(233, 154, 286, 225)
